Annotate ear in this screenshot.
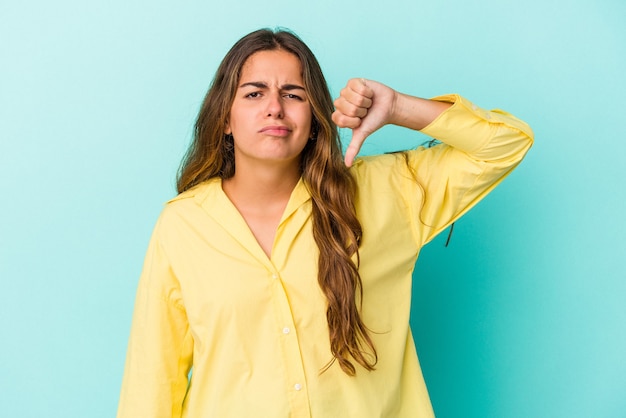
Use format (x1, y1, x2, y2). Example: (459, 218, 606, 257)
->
(224, 123, 232, 135)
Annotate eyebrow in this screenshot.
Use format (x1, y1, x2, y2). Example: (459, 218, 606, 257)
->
(239, 81, 306, 91)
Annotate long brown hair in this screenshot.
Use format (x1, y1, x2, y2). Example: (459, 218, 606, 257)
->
(177, 28, 376, 375)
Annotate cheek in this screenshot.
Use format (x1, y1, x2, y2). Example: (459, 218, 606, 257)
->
(225, 103, 251, 133)
(225, 111, 245, 135)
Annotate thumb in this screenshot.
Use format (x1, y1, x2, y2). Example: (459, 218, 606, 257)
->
(344, 128, 369, 167)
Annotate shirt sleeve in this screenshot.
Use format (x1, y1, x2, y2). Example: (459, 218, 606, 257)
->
(117, 217, 194, 418)
(407, 94, 534, 245)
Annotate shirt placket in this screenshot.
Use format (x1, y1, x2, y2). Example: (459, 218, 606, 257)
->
(268, 266, 312, 417)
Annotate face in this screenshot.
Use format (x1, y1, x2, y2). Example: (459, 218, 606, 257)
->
(225, 49, 313, 171)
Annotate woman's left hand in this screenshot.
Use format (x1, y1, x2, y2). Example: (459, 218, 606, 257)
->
(332, 78, 397, 167)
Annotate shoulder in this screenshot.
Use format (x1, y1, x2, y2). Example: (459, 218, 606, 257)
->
(165, 179, 219, 209)
(347, 150, 430, 210)
(349, 147, 430, 186)
(351, 151, 412, 174)
(154, 179, 221, 230)
(144, 179, 225, 253)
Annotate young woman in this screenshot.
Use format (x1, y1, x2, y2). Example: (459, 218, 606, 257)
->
(117, 28, 533, 417)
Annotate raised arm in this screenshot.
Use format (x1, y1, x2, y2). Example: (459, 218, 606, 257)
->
(334, 78, 534, 245)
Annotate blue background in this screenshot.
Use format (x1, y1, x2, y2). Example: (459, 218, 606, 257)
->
(1, 0, 625, 417)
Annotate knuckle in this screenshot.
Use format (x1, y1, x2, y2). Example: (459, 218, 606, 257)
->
(333, 114, 350, 128)
(332, 113, 345, 126)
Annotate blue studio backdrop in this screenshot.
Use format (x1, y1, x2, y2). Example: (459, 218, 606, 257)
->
(1, 0, 625, 417)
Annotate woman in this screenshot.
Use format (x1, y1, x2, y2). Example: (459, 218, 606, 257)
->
(117, 28, 533, 417)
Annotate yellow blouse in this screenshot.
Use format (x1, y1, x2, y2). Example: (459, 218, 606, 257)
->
(117, 95, 533, 417)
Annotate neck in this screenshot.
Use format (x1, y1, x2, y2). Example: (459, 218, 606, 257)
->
(223, 161, 301, 206)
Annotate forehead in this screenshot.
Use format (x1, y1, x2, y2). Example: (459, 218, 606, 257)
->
(239, 49, 303, 83)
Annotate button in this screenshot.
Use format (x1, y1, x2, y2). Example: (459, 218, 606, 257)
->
(272, 273, 278, 280)
(472, 104, 478, 111)
(294, 383, 302, 391)
(282, 327, 290, 334)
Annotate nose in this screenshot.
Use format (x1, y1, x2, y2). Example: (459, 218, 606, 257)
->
(265, 92, 284, 118)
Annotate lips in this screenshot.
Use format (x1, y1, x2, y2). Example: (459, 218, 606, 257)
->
(259, 125, 291, 136)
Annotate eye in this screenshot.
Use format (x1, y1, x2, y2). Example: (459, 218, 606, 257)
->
(284, 93, 303, 101)
(245, 92, 261, 98)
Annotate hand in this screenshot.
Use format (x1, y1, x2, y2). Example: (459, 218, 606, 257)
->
(332, 78, 397, 167)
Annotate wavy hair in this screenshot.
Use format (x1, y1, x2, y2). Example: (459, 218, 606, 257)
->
(177, 28, 376, 375)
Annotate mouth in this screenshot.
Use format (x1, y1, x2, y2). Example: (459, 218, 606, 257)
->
(259, 125, 292, 136)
